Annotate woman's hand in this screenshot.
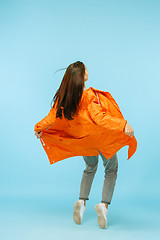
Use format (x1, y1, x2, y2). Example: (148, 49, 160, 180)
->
(124, 122, 134, 138)
(35, 131, 43, 139)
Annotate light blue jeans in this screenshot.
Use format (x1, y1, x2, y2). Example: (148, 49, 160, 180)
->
(79, 149, 118, 205)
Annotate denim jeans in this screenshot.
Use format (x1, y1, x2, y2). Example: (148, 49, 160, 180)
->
(79, 149, 118, 205)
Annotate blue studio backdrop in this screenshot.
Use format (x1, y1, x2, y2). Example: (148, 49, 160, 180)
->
(0, 0, 160, 239)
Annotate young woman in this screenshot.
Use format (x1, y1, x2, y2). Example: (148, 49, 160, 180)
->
(34, 61, 136, 229)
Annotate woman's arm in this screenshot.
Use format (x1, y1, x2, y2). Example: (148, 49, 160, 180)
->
(87, 92, 127, 133)
(34, 106, 56, 132)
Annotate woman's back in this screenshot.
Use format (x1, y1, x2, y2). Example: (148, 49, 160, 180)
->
(34, 87, 137, 164)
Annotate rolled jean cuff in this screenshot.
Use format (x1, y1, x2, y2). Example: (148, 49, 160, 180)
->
(101, 201, 111, 204)
(79, 197, 89, 201)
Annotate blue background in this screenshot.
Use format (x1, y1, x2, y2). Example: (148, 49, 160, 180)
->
(0, 0, 160, 239)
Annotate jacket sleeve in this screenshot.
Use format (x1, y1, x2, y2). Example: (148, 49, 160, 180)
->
(34, 104, 57, 132)
(87, 94, 127, 133)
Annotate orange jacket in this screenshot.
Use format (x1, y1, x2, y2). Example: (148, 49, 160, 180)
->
(34, 87, 137, 165)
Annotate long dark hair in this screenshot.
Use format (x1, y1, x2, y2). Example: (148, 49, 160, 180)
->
(50, 61, 86, 120)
